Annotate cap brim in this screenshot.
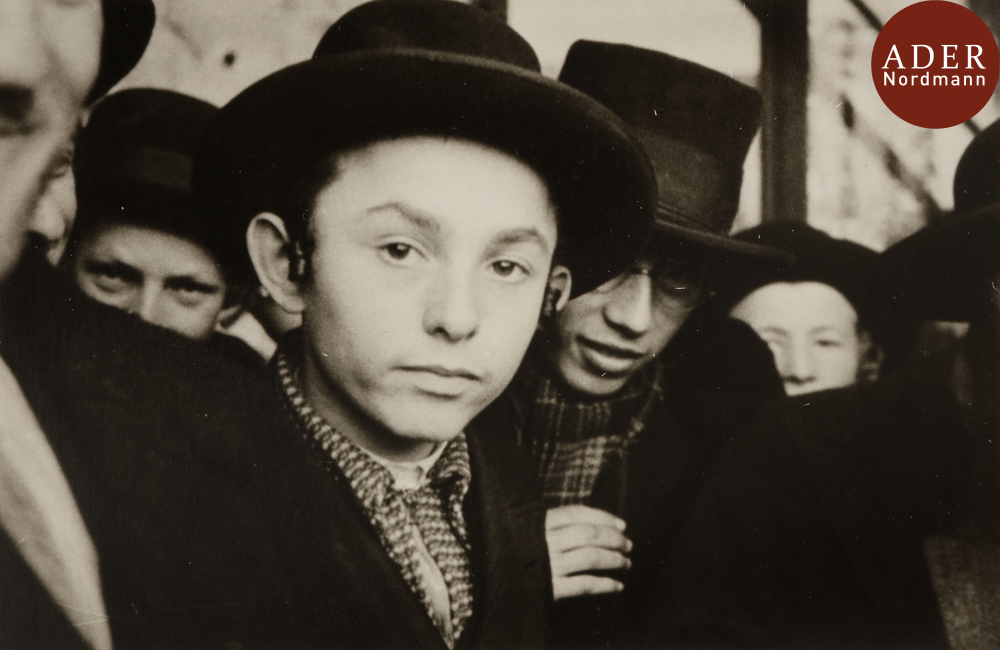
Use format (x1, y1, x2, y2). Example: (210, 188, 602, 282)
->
(879, 202, 1000, 321)
(89, 0, 156, 104)
(193, 49, 656, 296)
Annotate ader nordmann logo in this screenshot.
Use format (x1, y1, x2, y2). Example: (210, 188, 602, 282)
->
(872, 0, 999, 129)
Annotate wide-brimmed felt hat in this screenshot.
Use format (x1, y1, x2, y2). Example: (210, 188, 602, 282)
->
(192, 0, 656, 296)
(558, 40, 788, 268)
(878, 118, 1000, 322)
(89, 0, 156, 104)
(72, 89, 229, 272)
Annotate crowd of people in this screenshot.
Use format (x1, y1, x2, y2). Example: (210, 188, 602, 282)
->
(3, 0, 999, 648)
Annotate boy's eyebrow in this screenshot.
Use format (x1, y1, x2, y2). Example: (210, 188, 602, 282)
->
(367, 203, 440, 233)
(487, 228, 552, 255)
(83, 259, 143, 284)
(163, 276, 223, 294)
(367, 202, 553, 253)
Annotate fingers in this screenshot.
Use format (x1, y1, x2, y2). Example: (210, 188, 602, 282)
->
(546, 504, 626, 531)
(553, 574, 624, 602)
(545, 505, 634, 602)
(551, 545, 632, 578)
(547, 520, 632, 555)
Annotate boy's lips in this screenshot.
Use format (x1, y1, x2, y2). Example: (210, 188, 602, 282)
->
(577, 336, 646, 376)
(399, 365, 483, 398)
(399, 365, 482, 381)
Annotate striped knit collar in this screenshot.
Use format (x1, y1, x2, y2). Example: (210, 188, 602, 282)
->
(273, 344, 471, 511)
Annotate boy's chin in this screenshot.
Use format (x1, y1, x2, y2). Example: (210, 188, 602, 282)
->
(379, 404, 479, 446)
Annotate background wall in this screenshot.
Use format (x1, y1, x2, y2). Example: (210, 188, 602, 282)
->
(113, 0, 1000, 252)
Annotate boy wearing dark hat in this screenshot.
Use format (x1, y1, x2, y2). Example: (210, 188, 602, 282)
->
(721, 222, 887, 395)
(643, 119, 1000, 648)
(505, 40, 787, 647)
(64, 89, 265, 367)
(191, 2, 655, 647)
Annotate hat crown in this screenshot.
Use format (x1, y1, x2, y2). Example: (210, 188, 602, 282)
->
(73, 89, 224, 266)
(76, 88, 217, 193)
(559, 40, 761, 242)
(727, 222, 879, 317)
(954, 118, 1000, 213)
(313, 0, 539, 71)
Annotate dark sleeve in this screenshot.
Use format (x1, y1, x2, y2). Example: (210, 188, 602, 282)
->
(661, 316, 784, 441)
(640, 365, 974, 649)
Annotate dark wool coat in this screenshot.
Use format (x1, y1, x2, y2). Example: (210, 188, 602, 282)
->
(642, 356, 981, 649)
(0, 251, 550, 649)
(515, 316, 785, 649)
(0, 252, 304, 648)
(273, 393, 551, 649)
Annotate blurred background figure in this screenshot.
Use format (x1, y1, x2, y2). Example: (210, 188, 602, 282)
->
(62, 89, 262, 365)
(27, 0, 155, 266)
(716, 222, 892, 396)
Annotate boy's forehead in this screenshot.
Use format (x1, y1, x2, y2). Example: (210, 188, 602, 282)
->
(309, 136, 557, 240)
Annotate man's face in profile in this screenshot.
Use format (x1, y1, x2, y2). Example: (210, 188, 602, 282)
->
(0, 0, 101, 282)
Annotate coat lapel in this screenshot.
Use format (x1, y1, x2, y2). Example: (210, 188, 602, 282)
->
(278, 432, 449, 648)
(461, 417, 549, 649)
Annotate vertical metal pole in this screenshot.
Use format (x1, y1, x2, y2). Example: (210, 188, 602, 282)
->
(755, 0, 809, 222)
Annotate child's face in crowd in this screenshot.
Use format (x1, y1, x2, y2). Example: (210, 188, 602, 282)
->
(730, 281, 866, 396)
(73, 223, 228, 341)
(548, 254, 703, 396)
(293, 137, 564, 459)
(0, 0, 101, 282)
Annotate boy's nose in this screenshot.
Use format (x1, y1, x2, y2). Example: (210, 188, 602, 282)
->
(603, 272, 654, 337)
(423, 268, 479, 342)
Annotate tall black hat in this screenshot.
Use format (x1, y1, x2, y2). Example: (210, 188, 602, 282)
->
(192, 0, 657, 296)
(558, 40, 787, 266)
(879, 118, 1000, 321)
(89, 0, 156, 103)
(72, 89, 225, 270)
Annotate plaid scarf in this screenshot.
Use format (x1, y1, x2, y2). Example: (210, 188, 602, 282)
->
(275, 348, 474, 645)
(513, 351, 665, 511)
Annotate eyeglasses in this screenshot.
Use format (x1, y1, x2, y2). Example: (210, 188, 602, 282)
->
(593, 260, 708, 310)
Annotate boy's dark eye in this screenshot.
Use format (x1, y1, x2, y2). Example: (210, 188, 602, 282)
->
(493, 261, 516, 276)
(385, 243, 412, 260)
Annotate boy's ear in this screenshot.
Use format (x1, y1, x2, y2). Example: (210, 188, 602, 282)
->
(546, 264, 572, 314)
(246, 213, 306, 315)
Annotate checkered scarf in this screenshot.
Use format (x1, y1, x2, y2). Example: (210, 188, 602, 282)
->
(274, 348, 474, 644)
(512, 352, 665, 510)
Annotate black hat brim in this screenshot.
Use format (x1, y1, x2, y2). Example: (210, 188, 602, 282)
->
(193, 50, 656, 296)
(652, 219, 792, 266)
(89, 0, 156, 104)
(879, 203, 1000, 321)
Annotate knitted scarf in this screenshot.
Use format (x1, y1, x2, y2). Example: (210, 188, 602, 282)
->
(275, 347, 474, 645)
(512, 350, 665, 512)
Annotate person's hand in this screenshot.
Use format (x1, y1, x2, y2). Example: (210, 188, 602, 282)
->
(546, 504, 632, 601)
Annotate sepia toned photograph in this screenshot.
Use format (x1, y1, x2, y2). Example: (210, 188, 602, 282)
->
(2, 0, 999, 647)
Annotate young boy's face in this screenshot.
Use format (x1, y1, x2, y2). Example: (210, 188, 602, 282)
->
(73, 223, 228, 341)
(297, 137, 562, 456)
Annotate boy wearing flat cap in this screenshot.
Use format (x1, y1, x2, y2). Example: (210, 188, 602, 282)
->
(643, 119, 1000, 649)
(503, 40, 787, 647)
(192, 2, 655, 647)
